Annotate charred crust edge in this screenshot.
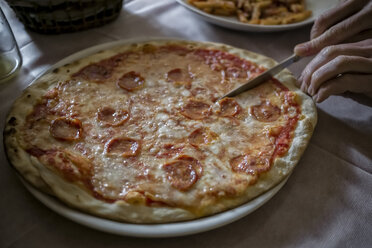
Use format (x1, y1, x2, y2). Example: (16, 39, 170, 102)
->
(7, 117, 17, 126)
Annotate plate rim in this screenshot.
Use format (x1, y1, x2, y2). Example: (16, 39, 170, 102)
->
(22, 176, 289, 238)
(17, 38, 291, 238)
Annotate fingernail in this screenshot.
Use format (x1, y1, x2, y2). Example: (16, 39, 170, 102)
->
(301, 84, 306, 93)
(308, 86, 314, 96)
(295, 42, 314, 56)
(298, 74, 303, 82)
(316, 96, 323, 103)
(294, 43, 307, 56)
(301, 84, 305, 92)
(301, 81, 308, 93)
(296, 77, 302, 87)
(295, 43, 306, 49)
(312, 94, 318, 103)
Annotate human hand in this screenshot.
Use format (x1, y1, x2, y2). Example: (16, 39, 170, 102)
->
(294, 0, 372, 102)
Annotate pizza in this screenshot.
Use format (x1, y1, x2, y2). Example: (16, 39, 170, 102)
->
(4, 40, 317, 223)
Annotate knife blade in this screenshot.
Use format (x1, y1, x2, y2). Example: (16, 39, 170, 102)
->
(220, 54, 301, 99)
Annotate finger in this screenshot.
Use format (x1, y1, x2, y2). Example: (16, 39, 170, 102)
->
(310, 0, 366, 39)
(314, 74, 372, 102)
(299, 63, 313, 93)
(299, 41, 372, 93)
(296, 75, 302, 87)
(295, 4, 372, 57)
(309, 56, 372, 96)
(344, 29, 372, 43)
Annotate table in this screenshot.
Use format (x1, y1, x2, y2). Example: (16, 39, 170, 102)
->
(1, 0, 371, 247)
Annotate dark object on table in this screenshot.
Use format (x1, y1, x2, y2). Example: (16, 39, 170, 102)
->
(5, 0, 123, 34)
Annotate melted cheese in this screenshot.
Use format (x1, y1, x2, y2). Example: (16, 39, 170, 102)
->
(19, 44, 299, 212)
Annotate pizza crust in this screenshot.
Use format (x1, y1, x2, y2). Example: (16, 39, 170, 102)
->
(4, 39, 316, 223)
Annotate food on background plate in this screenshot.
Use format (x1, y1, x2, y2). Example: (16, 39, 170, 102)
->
(188, 0, 312, 25)
(4, 40, 316, 223)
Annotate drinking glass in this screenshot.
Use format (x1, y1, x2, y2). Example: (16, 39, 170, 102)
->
(0, 7, 22, 83)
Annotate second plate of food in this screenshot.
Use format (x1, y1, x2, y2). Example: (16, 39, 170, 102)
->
(176, 0, 340, 32)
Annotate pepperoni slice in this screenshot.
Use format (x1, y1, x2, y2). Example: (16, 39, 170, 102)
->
(225, 67, 244, 78)
(251, 101, 281, 122)
(190, 87, 207, 96)
(50, 117, 82, 141)
(36, 149, 93, 183)
(64, 150, 92, 177)
(217, 98, 241, 117)
(73, 64, 112, 82)
(156, 144, 184, 159)
(188, 128, 217, 146)
(37, 150, 78, 182)
(26, 147, 46, 157)
(166, 68, 192, 88)
(230, 154, 270, 175)
(163, 156, 202, 191)
(27, 102, 50, 122)
(180, 100, 211, 120)
(117, 71, 145, 91)
(178, 155, 203, 176)
(105, 137, 140, 157)
(97, 107, 129, 126)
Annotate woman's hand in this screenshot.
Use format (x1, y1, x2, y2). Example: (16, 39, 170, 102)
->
(294, 0, 372, 102)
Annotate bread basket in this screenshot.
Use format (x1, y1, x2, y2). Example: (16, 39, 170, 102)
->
(5, 0, 123, 34)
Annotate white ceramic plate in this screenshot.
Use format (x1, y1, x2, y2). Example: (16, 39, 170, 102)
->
(176, 0, 340, 32)
(18, 38, 291, 237)
(23, 177, 289, 238)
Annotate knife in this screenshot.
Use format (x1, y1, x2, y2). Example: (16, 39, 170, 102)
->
(220, 54, 301, 99)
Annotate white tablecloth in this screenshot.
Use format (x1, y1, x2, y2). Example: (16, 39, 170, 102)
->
(1, 0, 371, 247)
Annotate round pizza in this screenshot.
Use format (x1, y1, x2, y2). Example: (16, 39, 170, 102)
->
(4, 40, 316, 223)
